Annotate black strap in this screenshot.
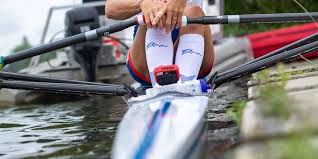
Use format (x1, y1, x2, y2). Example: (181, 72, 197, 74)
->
(124, 84, 139, 97)
(207, 71, 218, 90)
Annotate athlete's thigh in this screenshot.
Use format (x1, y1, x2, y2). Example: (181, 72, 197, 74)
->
(129, 26, 149, 77)
(201, 25, 215, 72)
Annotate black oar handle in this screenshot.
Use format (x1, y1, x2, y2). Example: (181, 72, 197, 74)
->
(186, 12, 318, 25)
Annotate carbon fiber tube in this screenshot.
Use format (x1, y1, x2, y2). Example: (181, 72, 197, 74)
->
(187, 12, 318, 24)
(3, 16, 138, 65)
(0, 72, 121, 87)
(213, 40, 318, 88)
(4, 34, 86, 65)
(0, 80, 128, 96)
(239, 12, 318, 24)
(220, 32, 318, 77)
(96, 16, 137, 37)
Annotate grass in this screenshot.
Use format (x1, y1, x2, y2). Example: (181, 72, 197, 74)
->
(226, 101, 247, 126)
(226, 64, 291, 125)
(272, 129, 318, 159)
(256, 64, 291, 119)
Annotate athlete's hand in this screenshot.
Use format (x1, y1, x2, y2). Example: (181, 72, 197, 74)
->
(140, 0, 166, 28)
(153, 0, 187, 32)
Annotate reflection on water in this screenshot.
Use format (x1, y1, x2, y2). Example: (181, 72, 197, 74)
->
(0, 96, 127, 159)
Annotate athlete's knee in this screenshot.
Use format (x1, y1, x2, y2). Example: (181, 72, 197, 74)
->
(183, 5, 205, 17)
(180, 6, 205, 34)
(127, 49, 150, 79)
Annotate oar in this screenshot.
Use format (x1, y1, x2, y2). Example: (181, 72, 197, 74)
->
(2, 12, 318, 69)
(0, 16, 138, 69)
(186, 12, 318, 24)
(0, 80, 129, 96)
(0, 71, 122, 86)
(211, 40, 318, 88)
(220, 32, 318, 78)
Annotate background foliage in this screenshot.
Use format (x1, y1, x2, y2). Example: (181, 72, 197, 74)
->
(224, 0, 318, 36)
(8, 37, 32, 72)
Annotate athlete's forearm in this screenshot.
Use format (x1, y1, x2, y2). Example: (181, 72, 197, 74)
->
(105, 0, 141, 20)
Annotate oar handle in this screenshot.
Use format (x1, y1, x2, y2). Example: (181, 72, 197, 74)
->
(135, 15, 188, 26)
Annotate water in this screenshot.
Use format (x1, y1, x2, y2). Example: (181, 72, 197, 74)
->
(0, 96, 127, 159)
(0, 77, 249, 159)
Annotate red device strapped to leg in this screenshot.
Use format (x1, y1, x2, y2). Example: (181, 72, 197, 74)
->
(154, 65, 180, 86)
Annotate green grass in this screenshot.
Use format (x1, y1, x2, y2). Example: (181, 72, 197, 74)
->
(272, 130, 318, 159)
(256, 64, 291, 119)
(227, 64, 291, 125)
(227, 101, 247, 126)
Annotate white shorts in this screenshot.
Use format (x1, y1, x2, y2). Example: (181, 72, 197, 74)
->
(187, 0, 203, 8)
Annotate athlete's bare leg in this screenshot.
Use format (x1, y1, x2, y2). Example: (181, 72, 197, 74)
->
(129, 26, 150, 79)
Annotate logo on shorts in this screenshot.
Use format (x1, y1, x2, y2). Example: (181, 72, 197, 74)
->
(181, 49, 202, 56)
(147, 42, 168, 49)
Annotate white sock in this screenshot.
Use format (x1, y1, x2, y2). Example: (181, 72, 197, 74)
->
(175, 34, 204, 82)
(145, 28, 174, 86)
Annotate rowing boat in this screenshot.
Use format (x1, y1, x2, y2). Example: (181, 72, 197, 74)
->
(112, 80, 211, 159)
(1, 12, 318, 159)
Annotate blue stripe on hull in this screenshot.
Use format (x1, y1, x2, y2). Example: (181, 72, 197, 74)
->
(134, 101, 172, 159)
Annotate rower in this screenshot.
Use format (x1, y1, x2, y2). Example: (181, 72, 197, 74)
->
(111, 0, 215, 86)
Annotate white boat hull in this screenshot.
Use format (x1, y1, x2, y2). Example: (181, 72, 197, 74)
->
(112, 92, 209, 159)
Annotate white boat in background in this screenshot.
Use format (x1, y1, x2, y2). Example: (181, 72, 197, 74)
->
(0, 1, 134, 106)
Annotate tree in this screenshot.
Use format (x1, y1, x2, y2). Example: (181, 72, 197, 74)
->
(12, 36, 32, 53)
(9, 36, 33, 72)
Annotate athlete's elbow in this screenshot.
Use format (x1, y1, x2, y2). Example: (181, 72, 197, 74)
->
(104, 3, 121, 19)
(105, 2, 116, 19)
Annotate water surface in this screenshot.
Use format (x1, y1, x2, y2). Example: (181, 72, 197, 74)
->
(0, 96, 127, 159)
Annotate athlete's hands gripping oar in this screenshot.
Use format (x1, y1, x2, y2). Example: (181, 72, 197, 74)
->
(140, 0, 166, 28)
(152, 0, 187, 32)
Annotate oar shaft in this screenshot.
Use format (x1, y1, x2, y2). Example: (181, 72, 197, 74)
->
(2, 16, 137, 65)
(187, 12, 318, 24)
(220, 32, 318, 77)
(0, 80, 128, 96)
(0, 71, 121, 86)
(214, 40, 318, 87)
(4, 34, 85, 65)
